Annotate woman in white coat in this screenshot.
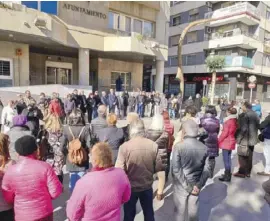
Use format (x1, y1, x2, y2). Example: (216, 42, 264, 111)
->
(1, 101, 15, 134)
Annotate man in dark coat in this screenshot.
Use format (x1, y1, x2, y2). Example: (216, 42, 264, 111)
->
(108, 89, 118, 113)
(234, 101, 260, 178)
(101, 91, 108, 106)
(115, 76, 123, 92)
(93, 91, 101, 119)
(128, 93, 136, 113)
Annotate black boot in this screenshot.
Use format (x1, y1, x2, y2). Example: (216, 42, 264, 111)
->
(219, 170, 231, 182)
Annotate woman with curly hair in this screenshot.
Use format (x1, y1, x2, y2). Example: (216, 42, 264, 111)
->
(0, 133, 15, 221)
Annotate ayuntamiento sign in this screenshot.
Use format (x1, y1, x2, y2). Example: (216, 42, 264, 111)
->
(63, 3, 107, 19)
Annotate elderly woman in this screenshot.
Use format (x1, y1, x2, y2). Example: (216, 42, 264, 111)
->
(146, 114, 169, 200)
(0, 133, 15, 221)
(98, 113, 124, 163)
(67, 142, 131, 221)
(2, 136, 62, 221)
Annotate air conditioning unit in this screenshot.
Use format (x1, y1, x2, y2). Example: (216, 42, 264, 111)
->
(34, 17, 47, 28)
(151, 42, 160, 49)
(206, 27, 212, 33)
(206, 1, 212, 8)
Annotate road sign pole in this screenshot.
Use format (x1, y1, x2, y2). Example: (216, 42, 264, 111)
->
(250, 88, 253, 103)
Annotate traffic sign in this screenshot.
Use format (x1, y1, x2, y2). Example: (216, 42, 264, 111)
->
(203, 80, 207, 85)
(248, 83, 256, 89)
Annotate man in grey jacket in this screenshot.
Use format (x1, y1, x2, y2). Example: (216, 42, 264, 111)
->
(172, 120, 212, 221)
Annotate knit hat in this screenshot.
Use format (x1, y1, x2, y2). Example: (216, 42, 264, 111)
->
(13, 115, 27, 126)
(15, 136, 38, 156)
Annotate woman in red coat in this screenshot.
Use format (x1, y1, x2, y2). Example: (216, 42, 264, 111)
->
(218, 107, 238, 182)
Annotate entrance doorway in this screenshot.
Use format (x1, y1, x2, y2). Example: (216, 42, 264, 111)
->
(45, 61, 72, 85)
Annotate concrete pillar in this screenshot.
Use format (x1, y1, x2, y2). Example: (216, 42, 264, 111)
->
(229, 77, 237, 101)
(155, 60, 164, 93)
(78, 48, 90, 86)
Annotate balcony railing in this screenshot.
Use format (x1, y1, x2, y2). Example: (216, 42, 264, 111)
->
(205, 29, 259, 41)
(205, 2, 260, 20)
(224, 56, 254, 69)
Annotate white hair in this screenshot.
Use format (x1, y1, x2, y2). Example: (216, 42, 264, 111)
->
(129, 119, 145, 138)
(149, 114, 164, 131)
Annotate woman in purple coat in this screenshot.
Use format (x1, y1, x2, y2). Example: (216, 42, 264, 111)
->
(200, 105, 220, 177)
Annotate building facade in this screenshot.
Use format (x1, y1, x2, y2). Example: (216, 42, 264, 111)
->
(158, 1, 270, 102)
(0, 1, 169, 93)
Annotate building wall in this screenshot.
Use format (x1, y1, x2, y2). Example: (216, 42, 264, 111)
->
(0, 41, 29, 86)
(58, 1, 109, 31)
(98, 58, 143, 92)
(29, 53, 78, 85)
(109, 1, 157, 22)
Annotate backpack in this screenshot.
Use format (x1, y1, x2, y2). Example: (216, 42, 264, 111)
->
(68, 126, 87, 165)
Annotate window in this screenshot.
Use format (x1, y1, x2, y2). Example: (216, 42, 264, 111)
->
(218, 50, 232, 56)
(22, 1, 57, 15)
(221, 2, 235, 8)
(170, 35, 180, 47)
(186, 54, 196, 65)
(169, 56, 178, 66)
(111, 72, 131, 90)
(171, 1, 185, 6)
(172, 14, 181, 26)
(133, 19, 142, 34)
(184, 84, 196, 97)
(0, 60, 11, 77)
(186, 31, 197, 43)
(267, 9, 270, 20)
(108, 11, 120, 30)
(144, 21, 155, 38)
(239, 50, 247, 57)
(189, 13, 199, 22)
(223, 31, 233, 37)
(21, 1, 38, 9)
(40, 1, 57, 15)
(125, 17, 131, 33)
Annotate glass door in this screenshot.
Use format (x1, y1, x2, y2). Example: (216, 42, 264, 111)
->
(46, 67, 71, 84)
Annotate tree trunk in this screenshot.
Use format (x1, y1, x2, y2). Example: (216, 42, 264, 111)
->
(177, 17, 220, 96)
(210, 71, 216, 105)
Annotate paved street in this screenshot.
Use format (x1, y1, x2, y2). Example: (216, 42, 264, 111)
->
(51, 118, 270, 221)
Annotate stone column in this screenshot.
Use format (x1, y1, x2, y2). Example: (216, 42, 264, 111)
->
(78, 48, 90, 86)
(154, 60, 164, 93)
(229, 77, 237, 101)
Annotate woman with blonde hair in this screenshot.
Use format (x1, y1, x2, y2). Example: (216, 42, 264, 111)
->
(146, 114, 169, 200)
(98, 113, 124, 163)
(67, 142, 131, 221)
(0, 133, 15, 221)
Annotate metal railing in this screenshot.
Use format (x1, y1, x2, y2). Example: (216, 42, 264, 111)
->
(204, 29, 259, 41)
(205, 2, 260, 20)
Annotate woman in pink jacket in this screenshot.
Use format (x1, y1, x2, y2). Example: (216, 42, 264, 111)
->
(1, 135, 62, 221)
(67, 142, 131, 221)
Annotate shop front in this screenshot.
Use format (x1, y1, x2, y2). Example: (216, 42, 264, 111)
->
(164, 72, 270, 102)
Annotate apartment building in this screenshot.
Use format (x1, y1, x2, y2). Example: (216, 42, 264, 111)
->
(0, 1, 169, 92)
(160, 1, 270, 101)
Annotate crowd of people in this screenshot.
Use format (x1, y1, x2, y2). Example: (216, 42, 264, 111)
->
(0, 88, 269, 221)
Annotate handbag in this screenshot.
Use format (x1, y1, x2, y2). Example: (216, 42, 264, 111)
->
(258, 133, 265, 142)
(237, 144, 250, 157)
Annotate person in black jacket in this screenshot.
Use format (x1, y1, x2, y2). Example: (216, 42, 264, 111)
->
(72, 89, 81, 108)
(234, 101, 260, 178)
(86, 93, 94, 124)
(60, 109, 93, 192)
(123, 92, 129, 118)
(93, 91, 101, 119)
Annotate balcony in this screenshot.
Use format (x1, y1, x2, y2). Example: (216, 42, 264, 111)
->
(205, 29, 261, 50)
(224, 56, 254, 69)
(205, 2, 260, 27)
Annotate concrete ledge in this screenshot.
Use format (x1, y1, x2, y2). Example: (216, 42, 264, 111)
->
(0, 84, 93, 97)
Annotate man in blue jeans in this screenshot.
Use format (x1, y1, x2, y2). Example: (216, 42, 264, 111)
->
(136, 91, 145, 118)
(115, 120, 163, 221)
